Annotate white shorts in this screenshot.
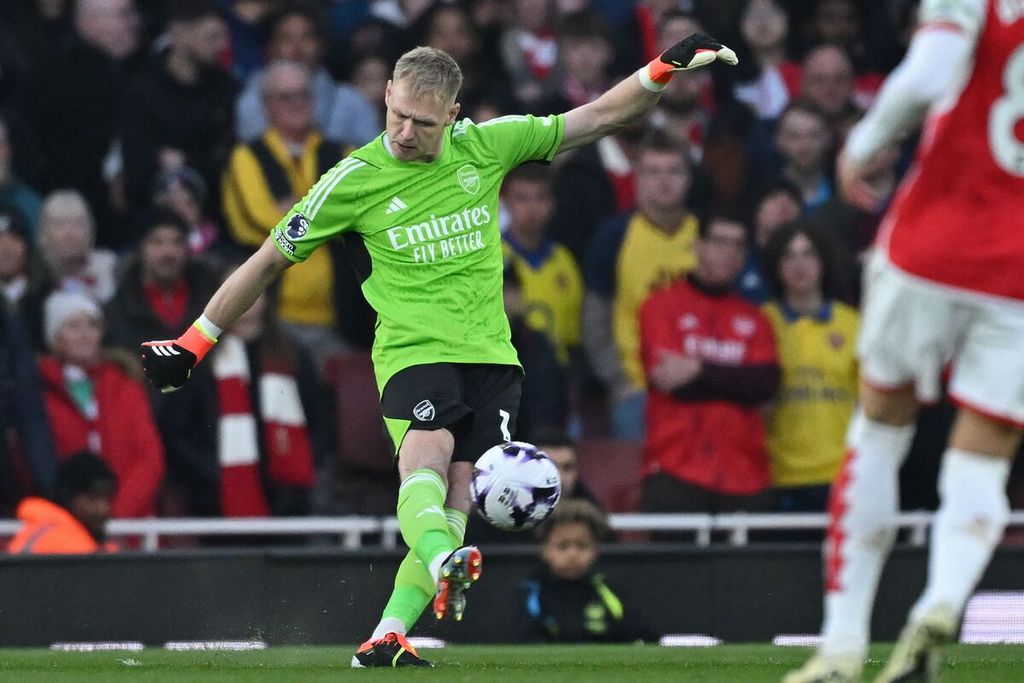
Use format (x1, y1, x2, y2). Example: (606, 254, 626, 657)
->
(858, 254, 1024, 427)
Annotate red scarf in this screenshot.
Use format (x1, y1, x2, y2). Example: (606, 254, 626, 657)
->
(212, 336, 315, 517)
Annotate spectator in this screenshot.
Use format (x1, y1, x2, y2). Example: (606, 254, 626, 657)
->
(7, 452, 118, 554)
(517, 499, 648, 642)
(37, 190, 118, 303)
(532, 428, 603, 508)
(584, 132, 699, 441)
(206, 280, 328, 517)
(152, 166, 220, 255)
(0, 205, 51, 348)
(761, 220, 857, 512)
(799, 45, 863, 144)
(0, 286, 58, 513)
(733, 0, 801, 121)
(771, 100, 834, 210)
(39, 291, 165, 518)
(502, 164, 584, 368)
(235, 1, 379, 147)
(504, 259, 568, 442)
(415, 3, 507, 117)
(736, 179, 803, 303)
(223, 59, 348, 360)
(25, 0, 142, 245)
(121, 0, 237, 217)
(0, 114, 43, 235)
(222, 0, 276, 81)
(638, 214, 779, 515)
(541, 9, 616, 113)
(501, 0, 559, 107)
(653, 10, 755, 210)
(349, 54, 390, 124)
(104, 208, 221, 516)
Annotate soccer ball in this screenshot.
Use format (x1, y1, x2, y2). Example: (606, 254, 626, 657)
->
(471, 441, 562, 531)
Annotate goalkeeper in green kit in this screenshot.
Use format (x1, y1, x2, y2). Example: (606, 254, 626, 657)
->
(141, 35, 736, 667)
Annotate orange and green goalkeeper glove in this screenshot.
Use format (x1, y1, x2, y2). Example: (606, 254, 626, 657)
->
(638, 33, 738, 91)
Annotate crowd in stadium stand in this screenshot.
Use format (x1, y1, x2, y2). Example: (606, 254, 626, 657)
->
(1, 0, 1022, 537)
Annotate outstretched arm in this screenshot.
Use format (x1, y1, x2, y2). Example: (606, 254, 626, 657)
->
(141, 237, 291, 392)
(560, 33, 737, 152)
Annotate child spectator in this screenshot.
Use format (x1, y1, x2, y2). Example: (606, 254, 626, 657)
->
(7, 452, 118, 554)
(517, 499, 647, 642)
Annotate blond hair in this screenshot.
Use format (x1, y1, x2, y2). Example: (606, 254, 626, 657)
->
(392, 46, 463, 105)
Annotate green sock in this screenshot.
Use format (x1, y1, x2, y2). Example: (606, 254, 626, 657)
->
(397, 469, 454, 570)
(379, 507, 469, 633)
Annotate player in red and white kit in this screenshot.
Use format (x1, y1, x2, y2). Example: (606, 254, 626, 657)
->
(786, 1, 1024, 682)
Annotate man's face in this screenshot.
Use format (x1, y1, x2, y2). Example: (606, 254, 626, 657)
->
(269, 14, 321, 67)
(78, 0, 140, 59)
(561, 36, 611, 88)
(814, 0, 859, 49)
(176, 16, 229, 67)
(801, 47, 854, 117)
(384, 79, 459, 162)
(41, 214, 92, 271)
(69, 489, 114, 541)
(696, 220, 747, 286)
(635, 149, 691, 216)
(775, 110, 830, 173)
(742, 0, 788, 51)
(542, 445, 578, 496)
(140, 225, 188, 285)
(503, 179, 553, 238)
(263, 67, 314, 136)
(427, 9, 477, 64)
(541, 521, 597, 581)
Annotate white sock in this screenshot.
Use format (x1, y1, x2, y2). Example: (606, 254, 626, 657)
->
(369, 617, 407, 641)
(820, 410, 915, 658)
(910, 448, 1011, 623)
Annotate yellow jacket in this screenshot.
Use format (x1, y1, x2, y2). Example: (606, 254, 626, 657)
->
(222, 129, 344, 327)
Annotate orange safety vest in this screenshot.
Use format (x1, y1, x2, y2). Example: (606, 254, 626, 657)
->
(6, 498, 116, 554)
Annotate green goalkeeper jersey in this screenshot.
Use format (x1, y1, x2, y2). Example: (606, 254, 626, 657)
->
(271, 113, 565, 390)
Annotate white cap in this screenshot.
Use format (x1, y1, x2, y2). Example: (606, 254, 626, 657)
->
(44, 291, 102, 350)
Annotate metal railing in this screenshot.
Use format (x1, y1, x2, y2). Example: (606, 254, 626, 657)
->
(1, 512, 1023, 551)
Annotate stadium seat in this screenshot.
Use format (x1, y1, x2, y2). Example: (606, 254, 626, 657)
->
(575, 438, 643, 513)
(323, 352, 397, 516)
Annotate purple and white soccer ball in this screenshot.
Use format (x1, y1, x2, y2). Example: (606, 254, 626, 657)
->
(471, 441, 562, 531)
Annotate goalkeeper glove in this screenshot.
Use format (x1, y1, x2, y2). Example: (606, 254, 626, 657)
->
(639, 33, 738, 91)
(141, 321, 217, 393)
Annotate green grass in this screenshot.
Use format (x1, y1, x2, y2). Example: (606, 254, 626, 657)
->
(0, 644, 1022, 682)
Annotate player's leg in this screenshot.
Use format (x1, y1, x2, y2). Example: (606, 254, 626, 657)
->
(788, 258, 944, 683)
(354, 365, 471, 668)
(785, 384, 919, 683)
(876, 299, 1024, 682)
(371, 467, 470, 640)
(875, 409, 1018, 683)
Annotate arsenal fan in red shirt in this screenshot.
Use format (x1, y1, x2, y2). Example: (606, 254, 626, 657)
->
(638, 213, 780, 518)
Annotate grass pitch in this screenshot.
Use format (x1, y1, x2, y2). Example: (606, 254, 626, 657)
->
(1, 644, 1022, 681)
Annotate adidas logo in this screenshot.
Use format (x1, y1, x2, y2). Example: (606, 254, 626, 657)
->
(385, 196, 408, 214)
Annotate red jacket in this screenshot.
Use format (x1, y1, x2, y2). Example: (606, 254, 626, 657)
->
(38, 357, 165, 518)
(7, 497, 116, 554)
(639, 278, 778, 495)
